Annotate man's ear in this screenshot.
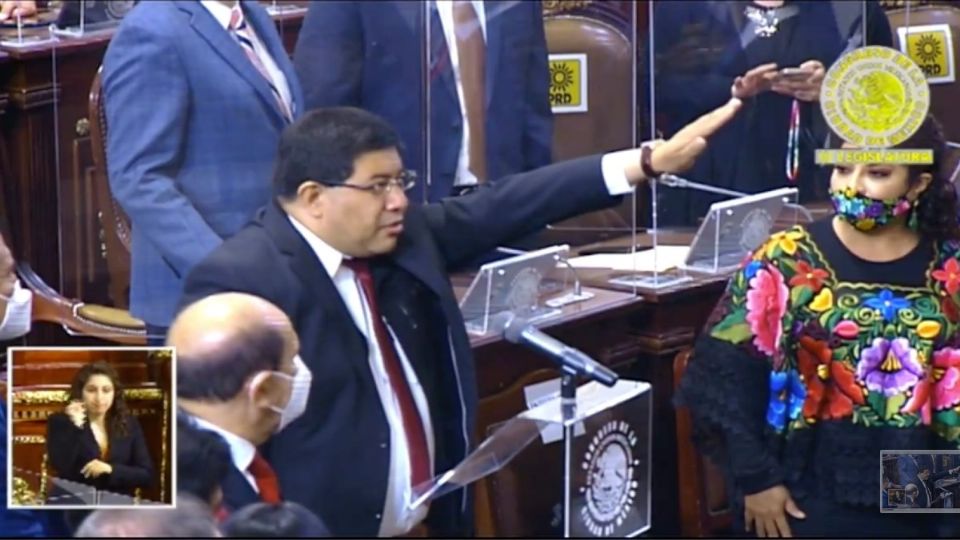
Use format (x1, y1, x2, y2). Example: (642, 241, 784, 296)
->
(297, 181, 326, 219)
(246, 372, 276, 410)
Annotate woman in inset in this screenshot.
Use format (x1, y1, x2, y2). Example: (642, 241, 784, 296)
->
(46, 361, 153, 504)
(676, 115, 960, 537)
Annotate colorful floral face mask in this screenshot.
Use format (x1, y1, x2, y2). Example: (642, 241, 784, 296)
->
(829, 186, 913, 232)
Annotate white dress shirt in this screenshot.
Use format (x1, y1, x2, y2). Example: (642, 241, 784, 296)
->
(288, 216, 437, 537)
(191, 416, 260, 495)
(436, 0, 487, 187)
(285, 156, 632, 535)
(0, 280, 32, 341)
(201, 0, 294, 116)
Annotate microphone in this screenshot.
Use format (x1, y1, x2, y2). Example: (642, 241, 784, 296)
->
(503, 318, 618, 387)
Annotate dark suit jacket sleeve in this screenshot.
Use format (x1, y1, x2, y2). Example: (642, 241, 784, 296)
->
(106, 417, 154, 490)
(293, 1, 363, 111)
(102, 19, 222, 277)
(46, 413, 89, 478)
(865, 0, 893, 47)
(179, 243, 265, 313)
(424, 155, 620, 269)
(521, 0, 553, 170)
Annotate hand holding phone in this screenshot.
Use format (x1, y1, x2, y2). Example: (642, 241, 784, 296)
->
(778, 67, 812, 81)
(65, 400, 86, 428)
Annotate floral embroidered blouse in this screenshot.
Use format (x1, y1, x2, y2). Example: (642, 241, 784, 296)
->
(677, 219, 960, 507)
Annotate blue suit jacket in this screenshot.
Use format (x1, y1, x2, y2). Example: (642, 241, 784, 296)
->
(102, 0, 304, 326)
(293, 0, 552, 203)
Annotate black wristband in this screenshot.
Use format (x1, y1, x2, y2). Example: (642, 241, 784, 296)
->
(641, 144, 661, 178)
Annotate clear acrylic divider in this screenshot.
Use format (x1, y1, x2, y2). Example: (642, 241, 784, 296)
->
(410, 379, 651, 538)
(459, 245, 570, 336)
(645, 0, 872, 287)
(682, 187, 799, 275)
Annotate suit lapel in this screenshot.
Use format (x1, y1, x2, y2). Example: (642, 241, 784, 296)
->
(260, 202, 365, 343)
(482, 0, 502, 108)
(381, 212, 452, 305)
(222, 464, 262, 509)
(179, 1, 286, 126)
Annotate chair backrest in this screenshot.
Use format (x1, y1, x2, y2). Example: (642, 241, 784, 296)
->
(89, 67, 133, 309)
(18, 260, 146, 345)
(673, 348, 733, 537)
(539, 14, 639, 245)
(887, 5, 960, 146)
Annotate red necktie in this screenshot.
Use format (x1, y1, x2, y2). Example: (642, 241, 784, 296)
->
(248, 452, 282, 503)
(228, 6, 293, 123)
(343, 259, 431, 489)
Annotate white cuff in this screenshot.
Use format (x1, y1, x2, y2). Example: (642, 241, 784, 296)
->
(600, 149, 638, 196)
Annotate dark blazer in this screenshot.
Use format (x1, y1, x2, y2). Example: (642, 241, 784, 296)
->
(178, 155, 620, 536)
(293, 0, 552, 203)
(45, 412, 153, 500)
(102, 0, 305, 327)
(221, 464, 263, 513)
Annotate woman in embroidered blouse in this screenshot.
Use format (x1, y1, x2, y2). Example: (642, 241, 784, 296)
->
(677, 115, 960, 537)
(46, 361, 153, 504)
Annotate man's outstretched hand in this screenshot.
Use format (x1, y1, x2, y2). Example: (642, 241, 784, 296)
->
(626, 98, 742, 186)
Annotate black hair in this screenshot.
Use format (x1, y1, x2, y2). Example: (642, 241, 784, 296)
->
(176, 324, 285, 401)
(175, 415, 231, 506)
(272, 107, 402, 199)
(899, 115, 960, 242)
(221, 501, 331, 537)
(69, 361, 130, 437)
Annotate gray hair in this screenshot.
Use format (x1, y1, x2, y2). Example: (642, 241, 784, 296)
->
(74, 494, 220, 537)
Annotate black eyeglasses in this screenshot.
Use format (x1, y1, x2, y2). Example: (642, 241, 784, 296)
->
(317, 170, 418, 196)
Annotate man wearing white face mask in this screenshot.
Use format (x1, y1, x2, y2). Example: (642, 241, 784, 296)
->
(0, 233, 31, 341)
(169, 292, 313, 516)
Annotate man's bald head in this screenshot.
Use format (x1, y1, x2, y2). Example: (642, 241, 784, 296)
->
(171, 293, 298, 402)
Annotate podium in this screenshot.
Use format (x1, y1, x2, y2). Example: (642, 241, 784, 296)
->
(412, 379, 652, 537)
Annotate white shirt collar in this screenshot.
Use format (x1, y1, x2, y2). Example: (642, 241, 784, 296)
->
(200, 0, 239, 31)
(190, 416, 256, 475)
(287, 214, 348, 279)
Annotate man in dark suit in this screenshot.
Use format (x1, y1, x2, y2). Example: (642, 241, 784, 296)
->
(177, 100, 740, 536)
(102, 0, 305, 343)
(293, 0, 552, 203)
(169, 292, 313, 514)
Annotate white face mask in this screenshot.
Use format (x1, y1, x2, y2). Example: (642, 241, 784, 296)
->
(249, 355, 312, 432)
(0, 283, 32, 341)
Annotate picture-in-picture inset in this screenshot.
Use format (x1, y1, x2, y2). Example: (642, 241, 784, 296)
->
(6, 346, 175, 509)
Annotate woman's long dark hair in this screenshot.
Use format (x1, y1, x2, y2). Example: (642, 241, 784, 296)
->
(899, 115, 960, 242)
(68, 361, 130, 437)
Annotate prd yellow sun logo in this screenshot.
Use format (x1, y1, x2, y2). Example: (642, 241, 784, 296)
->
(913, 34, 942, 64)
(550, 62, 575, 92)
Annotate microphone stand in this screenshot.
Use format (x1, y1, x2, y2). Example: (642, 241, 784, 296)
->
(657, 174, 814, 222)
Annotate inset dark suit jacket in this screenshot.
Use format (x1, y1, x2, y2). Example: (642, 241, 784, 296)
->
(46, 412, 153, 499)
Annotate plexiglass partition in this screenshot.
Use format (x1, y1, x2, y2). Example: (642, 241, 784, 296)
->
(646, 0, 876, 288)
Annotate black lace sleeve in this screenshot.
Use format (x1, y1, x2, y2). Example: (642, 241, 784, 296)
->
(676, 335, 785, 495)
